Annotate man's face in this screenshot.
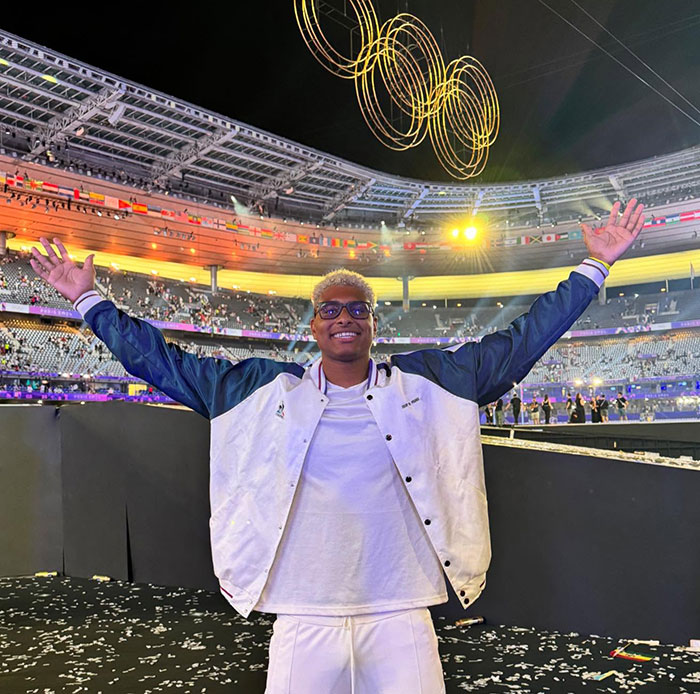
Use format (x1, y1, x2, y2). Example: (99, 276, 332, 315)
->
(311, 284, 377, 362)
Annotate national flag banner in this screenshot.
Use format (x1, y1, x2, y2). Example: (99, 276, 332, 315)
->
(649, 217, 665, 226)
(89, 192, 105, 205)
(43, 182, 59, 193)
(133, 203, 148, 214)
(261, 230, 274, 239)
(118, 199, 131, 209)
(238, 225, 249, 230)
(503, 237, 519, 246)
(249, 228, 262, 237)
(188, 215, 202, 225)
(567, 229, 583, 240)
(58, 186, 73, 197)
(666, 214, 680, 224)
(79, 191, 89, 201)
(104, 195, 118, 208)
(404, 242, 416, 250)
(542, 233, 560, 243)
(14, 175, 23, 186)
(73, 188, 81, 200)
(284, 232, 297, 242)
(297, 235, 309, 244)
(356, 242, 371, 249)
(30, 180, 42, 190)
(344, 239, 356, 248)
(331, 238, 342, 247)
(308, 236, 320, 245)
(521, 235, 533, 244)
(680, 211, 696, 222)
(274, 231, 285, 240)
(226, 222, 238, 231)
(320, 236, 332, 247)
(160, 209, 176, 218)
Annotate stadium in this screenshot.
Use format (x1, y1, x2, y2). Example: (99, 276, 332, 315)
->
(1, 4, 699, 693)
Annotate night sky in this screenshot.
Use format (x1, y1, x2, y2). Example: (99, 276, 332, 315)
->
(4, 0, 700, 183)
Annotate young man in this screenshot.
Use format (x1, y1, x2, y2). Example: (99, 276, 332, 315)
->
(29, 199, 645, 694)
(616, 391, 629, 420)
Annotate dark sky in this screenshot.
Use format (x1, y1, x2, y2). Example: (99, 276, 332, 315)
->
(4, 0, 700, 183)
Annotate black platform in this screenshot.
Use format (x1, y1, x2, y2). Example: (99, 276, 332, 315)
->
(1, 576, 698, 694)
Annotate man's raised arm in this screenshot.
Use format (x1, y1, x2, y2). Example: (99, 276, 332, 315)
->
(30, 236, 268, 419)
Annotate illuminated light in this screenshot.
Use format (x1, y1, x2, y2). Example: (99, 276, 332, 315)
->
(456, 303, 462, 307)
(151, 243, 157, 249)
(349, 249, 356, 259)
(592, 377, 602, 386)
(660, 287, 666, 292)
(451, 228, 460, 238)
(151, 270, 158, 275)
(0, 58, 9, 66)
(619, 292, 625, 297)
(438, 190, 447, 195)
(385, 301, 391, 305)
(40, 74, 58, 84)
(69, 254, 75, 260)
(190, 248, 196, 253)
(574, 379, 583, 386)
(189, 277, 196, 282)
(111, 262, 119, 269)
(421, 302, 427, 307)
(294, 2, 499, 180)
(464, 226, 477, 240)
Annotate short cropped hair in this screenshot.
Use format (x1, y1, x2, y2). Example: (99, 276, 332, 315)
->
(311, 268, 376, 308)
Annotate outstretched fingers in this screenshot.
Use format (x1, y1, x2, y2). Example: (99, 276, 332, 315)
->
(627, 203, 645, 233)
(53, 237, 71, 262)
(30, 246, 53, 276)
(605, 201, 621, 229)
(618, 198, 637, 229)
(39, 236, 61, 265)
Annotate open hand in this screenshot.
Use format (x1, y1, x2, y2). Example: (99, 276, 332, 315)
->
(582, 198, 645, 266)
(29, 237, 95, 304)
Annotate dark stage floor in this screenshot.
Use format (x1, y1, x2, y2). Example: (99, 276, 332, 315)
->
(0, 577, 698, 693)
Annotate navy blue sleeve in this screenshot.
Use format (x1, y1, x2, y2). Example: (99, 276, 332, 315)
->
(83, 300, 304, 419)
(390, 271, 599, 406)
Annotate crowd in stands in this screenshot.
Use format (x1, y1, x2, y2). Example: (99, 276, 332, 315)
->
(2, 248, 700, 410)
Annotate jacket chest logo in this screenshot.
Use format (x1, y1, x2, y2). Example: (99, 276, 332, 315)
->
(276, 402, 285, 419)
(402, 396, 420, 409)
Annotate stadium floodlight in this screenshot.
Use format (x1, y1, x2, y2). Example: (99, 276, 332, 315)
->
(464, 226, 477, 240)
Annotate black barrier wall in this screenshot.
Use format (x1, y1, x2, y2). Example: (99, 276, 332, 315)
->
(0, 404, 698, 643)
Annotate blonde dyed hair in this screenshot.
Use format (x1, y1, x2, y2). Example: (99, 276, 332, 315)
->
(311, 268, 376, 308)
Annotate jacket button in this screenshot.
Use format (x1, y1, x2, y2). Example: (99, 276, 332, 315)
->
(366, 394, 373, 400)
(424, 519, 431, 525)
(459, 590, 466, 597)
(385, 434, 392, 441)
(405, 476, 412, 483)
(464, 597, 470, 605)
(444, 560, 450, 567)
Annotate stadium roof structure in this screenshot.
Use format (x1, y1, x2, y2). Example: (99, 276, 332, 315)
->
(2, 28, 700, 236)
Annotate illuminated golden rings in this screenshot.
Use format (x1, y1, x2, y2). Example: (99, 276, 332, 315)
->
(293, 0, 379, 79)
(293, 1, 500, 180)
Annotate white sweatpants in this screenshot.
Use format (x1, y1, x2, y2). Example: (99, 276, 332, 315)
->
(264, 606, 446, 694)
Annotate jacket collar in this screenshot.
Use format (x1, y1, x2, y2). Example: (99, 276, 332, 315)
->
(307, 357, 379, 395)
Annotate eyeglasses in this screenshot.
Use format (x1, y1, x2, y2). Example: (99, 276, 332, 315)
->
(314, 301, 374, 320)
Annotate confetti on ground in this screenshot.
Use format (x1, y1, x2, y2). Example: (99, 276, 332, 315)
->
(0, 577, 697, 693)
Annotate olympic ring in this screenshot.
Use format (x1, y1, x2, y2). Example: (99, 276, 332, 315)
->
(293, 0, 500, 180)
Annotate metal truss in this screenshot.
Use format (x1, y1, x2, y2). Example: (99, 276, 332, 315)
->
(2, 28, 700, 233)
